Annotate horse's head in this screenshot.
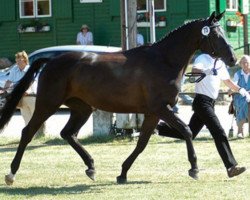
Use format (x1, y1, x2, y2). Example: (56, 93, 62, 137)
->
(199, 11, 237, 67)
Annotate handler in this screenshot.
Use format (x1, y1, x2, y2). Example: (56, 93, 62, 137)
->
(158, 53, 248, 178)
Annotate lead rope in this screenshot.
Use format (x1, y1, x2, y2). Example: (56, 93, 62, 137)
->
(185, 57, 219, 83)
(185, 72, 206, 83)
(212, 58, 219, 75)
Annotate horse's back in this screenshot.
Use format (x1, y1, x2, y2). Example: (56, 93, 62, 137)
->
(36, 49, 178, 113)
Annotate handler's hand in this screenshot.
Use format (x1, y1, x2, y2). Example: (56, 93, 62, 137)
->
(239, 88, 248, 97)
(0, 89, 6, 94)
(203, 69, 214, 76)
(245, 93, 250, 103)
(228, 89, 234, 97)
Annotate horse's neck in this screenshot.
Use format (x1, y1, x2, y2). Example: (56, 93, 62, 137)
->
(154, 22, 201, 71)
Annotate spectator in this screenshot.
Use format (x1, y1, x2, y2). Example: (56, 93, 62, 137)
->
(232, 55, 250, 139)
(137, 33, 144, 46)
(158, 53, 247, 178)
(76, 24, 93, 45)
(0, 51, 43, 136)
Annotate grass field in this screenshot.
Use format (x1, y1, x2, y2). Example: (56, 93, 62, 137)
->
(0, 135, 249, 200)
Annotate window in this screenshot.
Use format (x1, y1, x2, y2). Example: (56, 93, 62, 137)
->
(20, 0, 51, 18)
(226, 0, 238, 11)
(154, 0, 166, 11)
(137, 0, 166, 13)
(80, 0, 102, 2)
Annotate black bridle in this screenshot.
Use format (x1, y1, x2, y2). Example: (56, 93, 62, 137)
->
(202, 23, 233, 57)
(202, 23, 221, 56)
(185, 23, 230, 83)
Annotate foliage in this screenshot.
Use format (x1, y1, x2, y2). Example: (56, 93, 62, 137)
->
(17, 19, 49, 32)
(226, 12, 243, 25)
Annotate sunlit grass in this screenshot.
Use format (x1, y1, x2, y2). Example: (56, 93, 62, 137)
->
(0, 135, 249, 200)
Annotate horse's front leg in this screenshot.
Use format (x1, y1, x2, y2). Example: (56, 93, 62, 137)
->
(157, 105, 199, 179)
(116, 115, 159, 184)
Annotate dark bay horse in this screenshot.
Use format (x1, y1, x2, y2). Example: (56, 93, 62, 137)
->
(1, 11, 236, 185)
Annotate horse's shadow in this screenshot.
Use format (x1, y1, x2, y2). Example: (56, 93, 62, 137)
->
(0, 184, 93, 196)
(0, 136, 216, 153)
(0, 144, 45, 153)
(0, 181, 151, 196)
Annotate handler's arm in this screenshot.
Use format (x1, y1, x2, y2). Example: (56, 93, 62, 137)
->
(192, 68, 203, 73)
(223, 79, 241, 92)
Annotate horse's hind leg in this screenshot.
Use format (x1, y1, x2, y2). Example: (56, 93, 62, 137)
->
(117, 115, 159, 184)
(60, 100, 95, 180)
(157, 106, 198, 179)
(5, 107, 58, 185)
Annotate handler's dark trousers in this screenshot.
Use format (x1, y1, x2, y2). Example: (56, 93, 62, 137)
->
(158, 93, 237, 169)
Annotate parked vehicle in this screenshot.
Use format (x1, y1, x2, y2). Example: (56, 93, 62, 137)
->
(0, 45, 121, 87)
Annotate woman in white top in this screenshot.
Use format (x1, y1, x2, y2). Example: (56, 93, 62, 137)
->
(76, 24, 93, 45)
(158, 54, 248, 178)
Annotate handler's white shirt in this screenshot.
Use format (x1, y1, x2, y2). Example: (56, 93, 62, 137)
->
(193, 54, 230, 100)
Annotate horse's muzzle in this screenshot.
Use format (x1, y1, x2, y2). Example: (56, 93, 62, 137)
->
(227, 57, 237, 67)
(223, 55, 237, 67)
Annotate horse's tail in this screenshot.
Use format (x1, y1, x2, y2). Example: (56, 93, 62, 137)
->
(0, 58, 49, 131)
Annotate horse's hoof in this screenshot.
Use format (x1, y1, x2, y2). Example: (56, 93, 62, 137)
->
(5, 174, 15, 186)
(116, 176, 127, 184)
(188, 169, 199, 180)
(85, 169, 96, 181)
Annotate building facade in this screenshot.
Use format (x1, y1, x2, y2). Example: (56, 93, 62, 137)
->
(0, 0, 249, 61)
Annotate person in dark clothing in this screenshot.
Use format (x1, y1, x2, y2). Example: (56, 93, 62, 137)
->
(158, 54, 248, 178)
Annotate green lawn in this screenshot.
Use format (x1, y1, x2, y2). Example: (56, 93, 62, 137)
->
(0, 135, 249, 200)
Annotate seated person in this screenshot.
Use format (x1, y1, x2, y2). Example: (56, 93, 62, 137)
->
(76, 24, 93, 45)
(137, 33, 144, 46)
(0, 51, 44, 135)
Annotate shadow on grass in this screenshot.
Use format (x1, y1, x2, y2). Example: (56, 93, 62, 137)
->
(156, 136, 214, 144)
(44, 135, 118, 146)
(0, 181, 151, 196)
(120, 180, 151, 185)
(44, 134, 216, 146)
(1, 134, 238, 153)
(0, 140, 20, 147)
(0, 144, 46, 153)
(0, 184, 91, 196)
(27, 135, 250, 147)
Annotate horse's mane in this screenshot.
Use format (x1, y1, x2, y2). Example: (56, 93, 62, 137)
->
(152, 18, 204, 47)
(123, 44, 151, 54)
(134, 45, 151, 50)
(123, 18, 205, 54)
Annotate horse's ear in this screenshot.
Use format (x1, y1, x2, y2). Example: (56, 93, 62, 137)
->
(208, 11, 216, 24)
(215, 11, 225, 21)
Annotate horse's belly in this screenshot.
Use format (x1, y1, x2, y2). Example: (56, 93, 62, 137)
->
(82, 93, 145, 113)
